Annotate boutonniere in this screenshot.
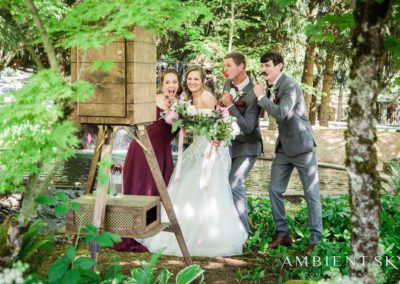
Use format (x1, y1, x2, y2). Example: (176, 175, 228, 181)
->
(233, 90, 246, 102)
(269, 85, 279, 104)
(269, 85, 278, 96)
(234, 100, 246, 107)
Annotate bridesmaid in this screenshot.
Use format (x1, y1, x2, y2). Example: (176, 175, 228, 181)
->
(114, 69, 181, 252)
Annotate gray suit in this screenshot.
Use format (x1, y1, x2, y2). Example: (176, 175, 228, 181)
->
(224, 79, 262, 233)
(258, 73, 323, 244)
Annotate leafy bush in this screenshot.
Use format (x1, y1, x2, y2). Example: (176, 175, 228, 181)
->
(242, 195, 400, 283)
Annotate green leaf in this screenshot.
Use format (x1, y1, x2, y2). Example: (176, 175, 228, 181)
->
(65, 245, 77, 263)
(61, 269, 80, 284)
(157, 268, 172, 283)
(70, 201, 80, 212)
(83, 224, 99, 235)
(175, 264, 204, 284)
(55, 204, 69, 216)
(35, 195, 57, 205)
(48, 258, 69, 282)
(55, 192, 70, 203)
(275, 0, 297, 8)
(80, 269, 101, 282)
(74, 256, 96, 270)
(96, 232, 115, 247)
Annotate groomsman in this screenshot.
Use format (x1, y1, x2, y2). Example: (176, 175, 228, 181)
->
(221, 52, 262, 233)
(254, 50, 323, 255)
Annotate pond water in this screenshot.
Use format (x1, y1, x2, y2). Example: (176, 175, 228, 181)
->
(51, 151, 349, 196)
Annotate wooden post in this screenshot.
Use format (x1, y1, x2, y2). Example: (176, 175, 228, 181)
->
(137, 128, 193, 265)
(89, 127, 116, 265)
(84, 126, 106, 195)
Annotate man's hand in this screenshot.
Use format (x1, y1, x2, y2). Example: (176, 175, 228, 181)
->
(254, 82, 266, 98)
(221, 91, 234, 107)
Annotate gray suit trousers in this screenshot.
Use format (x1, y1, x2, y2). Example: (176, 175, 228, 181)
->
(229, 155, 257, 233)
(269, 148, 323, 244)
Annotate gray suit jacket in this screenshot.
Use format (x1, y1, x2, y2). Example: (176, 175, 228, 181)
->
(257, 73, 316, 157)
(223, 79, 262, 158)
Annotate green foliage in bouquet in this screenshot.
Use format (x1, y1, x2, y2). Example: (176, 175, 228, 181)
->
(162, 99, 239, 143)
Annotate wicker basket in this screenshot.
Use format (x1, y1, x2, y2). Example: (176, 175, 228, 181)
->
(66, 194, 163, 237)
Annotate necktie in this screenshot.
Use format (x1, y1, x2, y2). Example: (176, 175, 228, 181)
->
(267, 85, 273, 99)
(230, 82, 238, 92)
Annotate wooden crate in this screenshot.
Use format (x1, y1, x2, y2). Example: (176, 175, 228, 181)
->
(66, 194, 163, 237)
(71, 26, 156, 125)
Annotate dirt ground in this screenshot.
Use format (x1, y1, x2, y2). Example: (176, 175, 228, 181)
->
(36, 235, 284, 284)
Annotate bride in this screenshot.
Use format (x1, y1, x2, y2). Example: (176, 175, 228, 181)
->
(139, 65, 247, 257)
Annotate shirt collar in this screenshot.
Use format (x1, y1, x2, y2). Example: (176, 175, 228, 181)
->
(272, 73, 282, 86)
(235, 76, 250, 91)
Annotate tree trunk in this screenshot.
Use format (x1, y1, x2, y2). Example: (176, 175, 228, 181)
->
(0, 51, 15, 71)
(302, 40, 317, 115)
(346, 0, 392, 282)
(228, 1, 235, 52)
(0, 7, 44, 70)
(301, 0, 319, 114)
(24, 0, 59, 72)
(320, 49, 335, 127)
(309, 95, 317, 125)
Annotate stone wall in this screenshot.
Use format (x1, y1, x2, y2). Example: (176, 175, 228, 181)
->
(261, 128, 400, 169)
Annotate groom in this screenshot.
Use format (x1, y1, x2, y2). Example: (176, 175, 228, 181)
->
(221, 52, 262, 233)
(254, 50, 323, 255)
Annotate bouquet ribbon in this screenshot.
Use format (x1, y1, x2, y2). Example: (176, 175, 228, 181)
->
(174, 128, 184, 180)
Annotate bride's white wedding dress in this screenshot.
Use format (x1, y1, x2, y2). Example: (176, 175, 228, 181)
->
(138, 110, 247, 256)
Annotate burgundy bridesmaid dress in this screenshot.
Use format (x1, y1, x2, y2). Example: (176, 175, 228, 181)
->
(114, 106, 175, 251)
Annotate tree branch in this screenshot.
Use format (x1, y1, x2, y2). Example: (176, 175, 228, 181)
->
(24, 0, 59, 72)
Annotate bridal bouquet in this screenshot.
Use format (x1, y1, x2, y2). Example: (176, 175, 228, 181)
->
(189, 107, 240, 144)
(162, 100, 240, 143)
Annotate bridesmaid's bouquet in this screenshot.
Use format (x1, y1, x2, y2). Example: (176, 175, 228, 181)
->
(161, 99, 198, 132)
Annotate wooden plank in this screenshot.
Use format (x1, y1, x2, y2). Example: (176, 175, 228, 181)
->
(133, 102, 156, 124)
(126, 62, 156, 84)
(75, 41, 125, 62)
(90, 127, 116, 265)
(84, 126, 105, 194)
(130, 26, 157, 43)
(75, 102, 155, 125)
(78, 103, 126, 117)
(75, 63, 125, 84)
(126, 83, 156, 104)
(137, 129, 193, 265)
(126, 41, 156, 63)
(82, 83, 125, 104)
(75, 115, 133, 125)
(126, 222, 169, 238)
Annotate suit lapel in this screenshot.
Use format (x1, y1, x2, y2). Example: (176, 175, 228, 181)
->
(275, 73, 287, 95)
(242, 80, 254, 94)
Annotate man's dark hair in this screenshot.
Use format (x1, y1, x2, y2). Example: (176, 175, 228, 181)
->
(260, 51, 284, 70)
(224, 52, 246, 68)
